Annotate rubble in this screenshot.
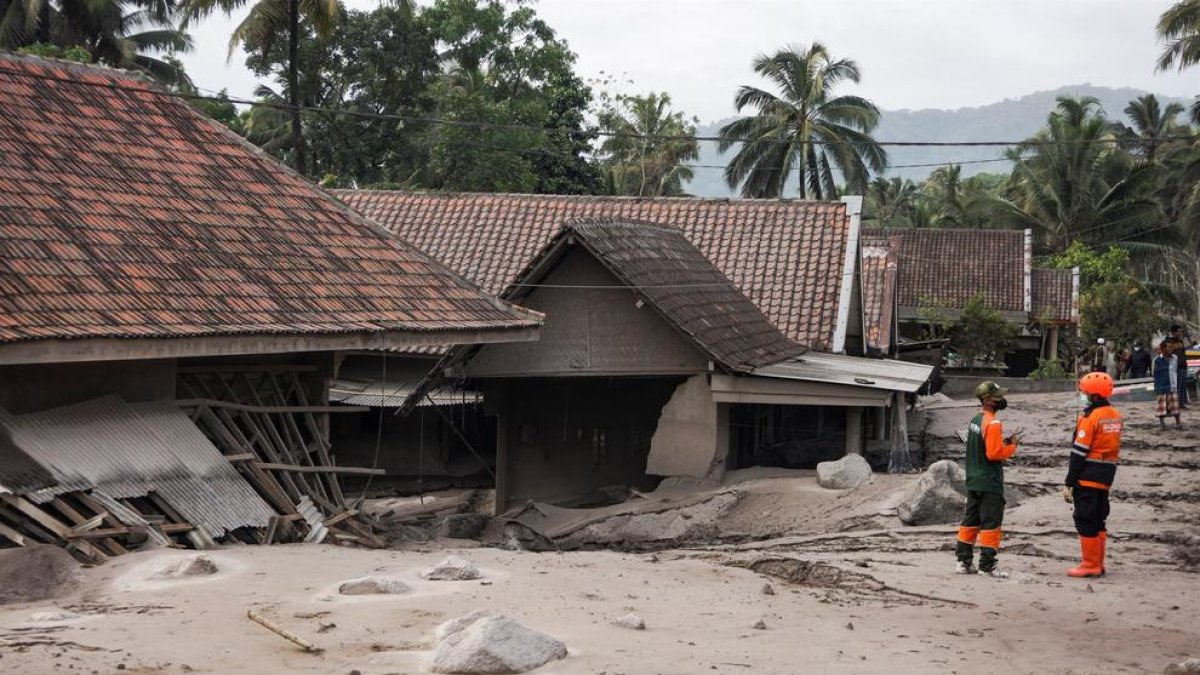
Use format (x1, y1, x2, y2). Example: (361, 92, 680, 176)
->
(423, 556, 483, 581)
(1166, 659, 1200, 674)
(431, 611, 567, 674)
(337, 576, 410, 596)
(151, 555, 220, 580)
(816, 454, 873, 490)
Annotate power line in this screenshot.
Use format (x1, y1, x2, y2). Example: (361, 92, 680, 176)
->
(3, 63, 1197, 150)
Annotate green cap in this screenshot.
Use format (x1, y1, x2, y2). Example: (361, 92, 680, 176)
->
(974, 381, 1009, 401)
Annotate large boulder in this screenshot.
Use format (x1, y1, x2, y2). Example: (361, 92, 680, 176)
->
(0, 545, 79, 605)
(338, 576, 410, 596)
(432, 611, 567, 674)
(816, 454, 873, 490)
(897, 460, 967, 525)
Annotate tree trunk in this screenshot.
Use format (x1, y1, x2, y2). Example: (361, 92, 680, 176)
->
(1194, 256, 1200, 327)
(37, 0, 50, 43)
(288, 0, 306, 177)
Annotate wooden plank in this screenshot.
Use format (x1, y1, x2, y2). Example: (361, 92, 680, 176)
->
(225, 453, 256, 462)
(147, 493, 188, 525)
(175, 399, 367, 414)
(69, 494, 130, 555)
(0, 519, 27, 546)
(160, 523, 194, 534)
(321, 510, 358, 528)
(178, 364, 318, 374)
(255, 463, 385, 476)
(65, 527, 133, 540)
(284, 373, 346, 506)
(0, 494, 107, 562)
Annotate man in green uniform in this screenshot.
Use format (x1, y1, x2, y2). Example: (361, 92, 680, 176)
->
(955, 381, 1019, 578)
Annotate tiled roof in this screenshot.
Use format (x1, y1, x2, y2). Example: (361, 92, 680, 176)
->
(524, 219, 804, 371)
(860, 233, 898, 354)
(338, 191, 851, 350)
(870, 228, 1028, 313)
(0, 55, 539, 347)
(1031, 268, 1077, 325)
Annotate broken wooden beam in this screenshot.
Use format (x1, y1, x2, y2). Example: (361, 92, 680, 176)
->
(175, 399, 368, 414)
(254, 463, 384, 476)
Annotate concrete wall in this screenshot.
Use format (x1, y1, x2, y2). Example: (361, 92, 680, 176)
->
(0, 359, 176, 413)
(467, 248, 707, 377)
(490, 377, 682, 508)
(940, 375, 1076, 398)
(646, 375, 729, 480)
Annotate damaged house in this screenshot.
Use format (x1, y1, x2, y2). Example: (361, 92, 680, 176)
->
(333, 191, 930, 496)
(0, 54, 540, 559)
(866, 227, 1079, 374)
(406, 219, 932, 512)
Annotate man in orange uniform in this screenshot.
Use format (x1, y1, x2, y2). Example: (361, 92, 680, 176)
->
(1063, 371, 1123, 577)
(955, 381, 1019, 577)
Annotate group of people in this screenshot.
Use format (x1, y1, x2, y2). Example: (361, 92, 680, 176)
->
(1083, 325, 1192, 430)
(955, 373, 1121, 580)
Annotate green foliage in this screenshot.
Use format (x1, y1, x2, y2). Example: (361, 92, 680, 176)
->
(597, 92, 699, 197)
(1079, 280, 1163, 345)
(16, 43, 90, 62)
(947, 295, 1019, 365)
(1157, 0, 1200, 72)
(1028, 358, 1069, 380)
(719, 42, 886, 199)
(1047, 242, 1129, 288)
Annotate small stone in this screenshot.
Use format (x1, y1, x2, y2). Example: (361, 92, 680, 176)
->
(116, 666, 125, 671)
(845, 622, 854, 630)
(760, 583, 775, 596)
(855, 561, 869, 568)
(422, 556, 482, 582)
(751, 619, 767, 630)
(613, 613, 645, 630)
(338, 576, 410, 596)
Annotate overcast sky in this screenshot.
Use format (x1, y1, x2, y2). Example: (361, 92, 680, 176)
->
(177, 0, 1200, 124)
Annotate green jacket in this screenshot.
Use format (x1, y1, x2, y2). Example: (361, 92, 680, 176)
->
(964, 410, 1016, 494)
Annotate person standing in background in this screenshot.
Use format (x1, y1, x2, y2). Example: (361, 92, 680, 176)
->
(1130, 344, 1152, 379)
(1091, 338, 1108, 374)
(1117, 347, 1131, 380)
(1166, 326, 1190, 409)
(1154, 342, 1182, 429)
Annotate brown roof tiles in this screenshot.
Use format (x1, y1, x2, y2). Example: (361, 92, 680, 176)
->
(338, 190, 851, 350)
(0, 54, 539, 347)
(1031, 268, 1078, 325)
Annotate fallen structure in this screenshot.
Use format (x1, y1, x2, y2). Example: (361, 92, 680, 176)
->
(0, 54, 541, 560)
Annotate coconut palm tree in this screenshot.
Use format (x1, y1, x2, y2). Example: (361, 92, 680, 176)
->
(718, 42, 887, 200)
(181, 0, 340, 176)
(597, 92, 698, 197)
(0, 0, 191, 84)
(866, 176, 917, 227)
(1158, 0, 1200, 72)
(1120, 94, 1186, 160)
(991, 97, 1162, 252)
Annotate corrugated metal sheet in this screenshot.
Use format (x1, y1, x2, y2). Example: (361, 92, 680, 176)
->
(0, 396, 273, 536)
(752, 353, 934, 393)
(0, 425, 56, 494)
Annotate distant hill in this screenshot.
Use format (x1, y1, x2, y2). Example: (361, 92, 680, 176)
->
(685, 84, 1192, 198)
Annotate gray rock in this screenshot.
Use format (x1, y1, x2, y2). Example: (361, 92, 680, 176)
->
(751, 619, 767, 630)
(760, 583, 775, 596)
(432, 611, 567, 674)
(816, 454, 873, 490)
(897, 459, 1022, 525)
(338, 576, 410, 596)
(897, 460, 967, 525)
(423, 556, 483, 581)
(613, 613, 645, 630)
(151, 554, 219, 580)
(1166, 659, 1200, 674)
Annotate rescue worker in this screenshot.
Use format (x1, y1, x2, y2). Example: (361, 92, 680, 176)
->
(1062, 371, 1123, 578)
(955, 381, 1019, 577)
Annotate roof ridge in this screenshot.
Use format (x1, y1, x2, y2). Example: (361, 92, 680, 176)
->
(0, 51, 156, 86)
(336, 188, 850, 207)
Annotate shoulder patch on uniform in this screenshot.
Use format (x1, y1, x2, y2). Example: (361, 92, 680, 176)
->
(1077, 430, 1087, 438)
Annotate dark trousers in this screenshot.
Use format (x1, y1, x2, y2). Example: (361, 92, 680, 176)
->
(1072, 486, 1110, 538)
(956, 490, 1005, 570)
(1179, 369, 1190, 406)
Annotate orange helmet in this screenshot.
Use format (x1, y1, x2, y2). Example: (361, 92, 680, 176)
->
(1079, 371, 1114, 399)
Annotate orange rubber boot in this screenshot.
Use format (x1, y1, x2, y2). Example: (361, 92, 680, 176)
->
(1067, 536, 1104, 578)
(1098, 531, 1107, 575)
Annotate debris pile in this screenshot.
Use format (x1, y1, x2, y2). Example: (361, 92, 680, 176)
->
(0, 368, 385, 563)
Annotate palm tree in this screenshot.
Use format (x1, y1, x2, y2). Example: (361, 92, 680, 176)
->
(597, 92, 699, 197)
(1157, 0, 1200, 72)
(181, 0, 339, 176)
(1120, 94, 1186, 160)
(866, 176, 917, 227)
(0, 0, 191, 84)
(718, 42, 887, 200)
(991, 97, 1162, 252)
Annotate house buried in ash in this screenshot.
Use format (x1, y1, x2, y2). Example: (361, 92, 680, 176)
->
(401, 219, 933, 512)
(336, 191, 932, 503)
(0, 54, 540, 558)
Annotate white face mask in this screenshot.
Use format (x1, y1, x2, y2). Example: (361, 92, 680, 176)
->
(1079, 393, 1091, 407)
